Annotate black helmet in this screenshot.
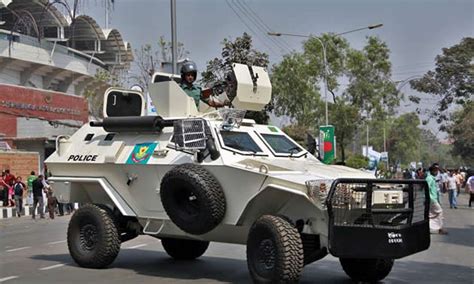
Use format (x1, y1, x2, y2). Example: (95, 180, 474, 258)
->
(180, 61, 197, 78)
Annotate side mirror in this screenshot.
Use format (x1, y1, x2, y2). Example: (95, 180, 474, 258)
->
(103, 88, 145, 118)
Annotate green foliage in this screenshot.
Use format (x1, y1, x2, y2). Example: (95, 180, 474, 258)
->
(449, 100, 474, 164)
(345, 154, 368, 169)
(410, 37, 474, 130)
(201, 32, 269, 85)
(385, 113, 421, 164)
(201, 33, 270, 124)
(281, 124, 309, 146)
(329, 98, 360, 162)
(271, 34, 401, 162)
(272, 53, 324, 127)
(345, 36, 399, 118)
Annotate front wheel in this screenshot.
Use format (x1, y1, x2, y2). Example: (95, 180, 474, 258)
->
(339, 258, 394, 282)
(67, 204, 121, 268)
(161, 237, 209, 260)
(246, 215, 304, 283)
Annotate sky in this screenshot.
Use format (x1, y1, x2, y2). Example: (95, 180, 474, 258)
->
(78, 0, 473, 137)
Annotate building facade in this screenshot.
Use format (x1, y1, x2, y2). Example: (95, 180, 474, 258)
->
(0, 0, 132, 167)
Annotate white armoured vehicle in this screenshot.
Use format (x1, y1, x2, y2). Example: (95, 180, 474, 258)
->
(46, 63, 430, 283)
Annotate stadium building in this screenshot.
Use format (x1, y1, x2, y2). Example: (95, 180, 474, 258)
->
(0, 0, 132, 165)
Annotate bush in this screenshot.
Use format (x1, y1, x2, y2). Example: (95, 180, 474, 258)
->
(345, 154, 368, 169)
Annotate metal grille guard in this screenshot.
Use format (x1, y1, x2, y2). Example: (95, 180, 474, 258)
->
(325, 179, 430, 259)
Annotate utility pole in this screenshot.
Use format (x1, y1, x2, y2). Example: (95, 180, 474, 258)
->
(170, 0, 177, 75)
(105, 0, 109, 29)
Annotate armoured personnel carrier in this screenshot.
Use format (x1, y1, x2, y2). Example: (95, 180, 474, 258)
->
(46, 63, 430, 283)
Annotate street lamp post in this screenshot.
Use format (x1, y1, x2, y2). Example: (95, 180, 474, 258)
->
(268, 24, 383, 125)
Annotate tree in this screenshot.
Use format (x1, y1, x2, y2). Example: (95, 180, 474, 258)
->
(410, 37, 474, 131)
(84, 69, 122, 119)
(272, 53, 324, 127)
(385, 113, 421, 165)
(449, 100, 474, 164)
(345, 36, 399, 118)
(201, 33, 270, 124)
(329, 100, 360, 161)
(271, 35, 401, 162)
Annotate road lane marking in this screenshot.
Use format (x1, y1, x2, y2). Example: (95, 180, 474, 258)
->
(6, 246, 30, 252)
(39, 264, 65, 271)
(0, 276, 19, 282)
(126, 244, 147, 249)
(47, 240, 67, 245)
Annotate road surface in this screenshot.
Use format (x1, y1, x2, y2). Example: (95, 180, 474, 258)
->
(1, 193, 472, 283)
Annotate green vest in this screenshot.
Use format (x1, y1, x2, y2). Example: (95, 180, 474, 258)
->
(426, 173, 438, 202)
(180, 83, 202, 107)
(27, 175, 36, 191)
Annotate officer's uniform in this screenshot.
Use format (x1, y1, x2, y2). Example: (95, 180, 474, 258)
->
(180, 83, 209, 107)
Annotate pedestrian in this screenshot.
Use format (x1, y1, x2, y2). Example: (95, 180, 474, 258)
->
(446, 171, 458, 209)
(454, 169, 464, 193)
(415, 168, 425, 179)
(4, 169, 16, 207)
(26, 171, 36, 206)
(32, 175, 46, 219)
(426, 164, 448, 234)
(1, 171, 9, 206)
(402, 169, 412, 179)
(13, 176, 26, 217)
(467, 173, 474, 208)
(45, 185, 56, 219)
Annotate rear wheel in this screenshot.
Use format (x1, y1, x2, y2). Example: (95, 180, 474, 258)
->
(339, 258, 394, 282)
(67, 204, 121, 268)
(161, 237, 210, 260)
(246, 215, 304, 283)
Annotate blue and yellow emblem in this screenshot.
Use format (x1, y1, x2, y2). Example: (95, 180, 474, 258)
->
(126, 142, 158, 164)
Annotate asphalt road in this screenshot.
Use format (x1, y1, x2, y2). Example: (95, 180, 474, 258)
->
(1, 193, 473, 284)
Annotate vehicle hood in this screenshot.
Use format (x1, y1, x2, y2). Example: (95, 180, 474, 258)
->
(235, 157, 374, 185)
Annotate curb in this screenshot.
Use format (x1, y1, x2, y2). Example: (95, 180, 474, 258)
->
(1, 205, 36, 219)
(0, 204, 79, 219)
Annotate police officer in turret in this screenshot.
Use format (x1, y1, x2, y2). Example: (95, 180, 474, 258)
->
(180, 60, 228, 108)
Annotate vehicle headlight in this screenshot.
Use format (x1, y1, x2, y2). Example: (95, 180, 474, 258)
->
(305, 179, 333, 208)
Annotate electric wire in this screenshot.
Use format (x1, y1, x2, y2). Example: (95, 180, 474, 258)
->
(238, 0, 294, 52)
(234, 0, 292, 53)
(225, 0, 280, 57)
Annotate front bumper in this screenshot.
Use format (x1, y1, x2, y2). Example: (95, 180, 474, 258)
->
(326, 179, 430, 259)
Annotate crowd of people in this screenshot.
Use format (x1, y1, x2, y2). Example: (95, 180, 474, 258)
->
(402, 164, 473, 235)
(0, 168, 74, 219)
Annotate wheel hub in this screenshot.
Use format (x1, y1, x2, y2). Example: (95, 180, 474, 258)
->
(80, 224, 98, 250)
(257, 239, 276, 271)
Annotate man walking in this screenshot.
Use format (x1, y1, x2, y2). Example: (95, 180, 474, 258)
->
(26, 171, 36, 206)
(446, 171, 458, 209)
(13, 176, 26, 217)
(32, 175, 46, 219)
(467, 173, 474, 208)
(426, 164, 448, 234)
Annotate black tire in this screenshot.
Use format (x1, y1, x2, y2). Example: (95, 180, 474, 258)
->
(67, 204, 121, 268)
(339, 258, 394, 282)
(93, 204, 139, 243)
(161, 237, 210, 260)
(160, 163, 226, 235)
(247, 215, 304, 283)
